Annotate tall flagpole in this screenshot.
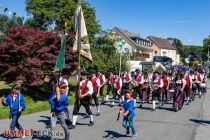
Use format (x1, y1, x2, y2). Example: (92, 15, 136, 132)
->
(77, 0, 82, 101)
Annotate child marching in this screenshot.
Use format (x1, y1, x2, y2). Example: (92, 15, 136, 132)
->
(120, 90, 137, 138)
(1, 83, 26, 140)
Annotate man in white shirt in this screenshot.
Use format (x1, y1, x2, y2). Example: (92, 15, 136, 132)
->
(69, 71, 94, 129)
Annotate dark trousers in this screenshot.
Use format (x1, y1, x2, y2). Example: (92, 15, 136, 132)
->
(162, 87, 168, 101)
(184, 88, 190, 98)
(113, 88, 121, 100)
(152, 90, 161, 101)
(91, 93, 99, 106)
(132, 87, 138, 99)
(196, 83, 201, 92)
(107, 84, 114, 96)
(100, 85, 105, 100)
(122, 83, 130, 95)
(51, 111, 69, 140)
(9, 112, 23, 139)
(73, 97, 92, 115)
(10, 112, 23, 131)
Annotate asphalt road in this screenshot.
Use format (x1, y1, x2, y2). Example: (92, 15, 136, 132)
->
(0, 81, 209, 140)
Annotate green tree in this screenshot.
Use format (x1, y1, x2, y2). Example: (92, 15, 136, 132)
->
(0, 14, 24, 35)
(81, 31, 129, 75)
(26, 0, 101, 37)
(203, 35, 210, 61)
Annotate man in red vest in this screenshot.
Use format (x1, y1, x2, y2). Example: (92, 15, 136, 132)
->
(184, 71, 192, 105)
(106, 71, 115, 102)
(98, 70, 106, 104)
(151, 71, 163, 111)
(162, 71, 170, 106)
(122, 70, 131, 101)
(113, 73, 122, 106)
(90, 70, 101, 116)
(69, 71, 94, 129)
(195, 69, 203, 98)
(135, 69, 144, 108)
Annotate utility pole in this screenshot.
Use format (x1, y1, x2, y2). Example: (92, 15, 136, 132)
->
(208, 45, 210, 62)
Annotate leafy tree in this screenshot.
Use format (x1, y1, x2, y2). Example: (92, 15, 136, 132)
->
(25, 0, 101, 37)
(0, 27, 77, 99)
(203, 35, 210, 61)
(82, 31, 129, 75)
(0, 14, 24, 35)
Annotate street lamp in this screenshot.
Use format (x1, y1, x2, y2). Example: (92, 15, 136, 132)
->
(117, 37, 126, 77)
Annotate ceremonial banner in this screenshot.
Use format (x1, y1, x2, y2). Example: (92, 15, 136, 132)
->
(73, 6, 92, 62)
(55, 35, 66, 69)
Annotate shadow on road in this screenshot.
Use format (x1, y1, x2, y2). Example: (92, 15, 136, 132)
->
(159, 107, 175, 112)
(32, 134, 51, 140)
(38, 115, 51, 128)
(138, 106, 152, 111)
(103, 130, 128, 139)
(0, 133, 6, 139)
(190, 119, 210, 126)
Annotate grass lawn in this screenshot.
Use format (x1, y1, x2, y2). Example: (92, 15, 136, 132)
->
(0, 79, 107, 120)
(0, 97, 75, 120)
(0, 81, 76, 120)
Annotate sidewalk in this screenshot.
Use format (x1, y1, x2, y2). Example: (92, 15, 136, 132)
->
(194, 80, 210, 140)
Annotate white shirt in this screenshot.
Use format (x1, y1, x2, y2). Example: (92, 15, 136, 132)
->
(153, 78, 164, 88)
(123, 73, 131, 83)
(80, 80, 93, 95)
(93, 76, 101, 87)
(114, 77, 122, 88)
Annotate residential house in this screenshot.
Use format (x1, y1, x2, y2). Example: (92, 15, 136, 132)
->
(147, 36, 180, 65)
(110, 27, 154, 61)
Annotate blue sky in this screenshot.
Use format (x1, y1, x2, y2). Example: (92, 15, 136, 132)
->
(1, 0, 210, 46)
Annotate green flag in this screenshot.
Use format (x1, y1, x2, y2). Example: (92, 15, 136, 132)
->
(55, 35, 66, 69)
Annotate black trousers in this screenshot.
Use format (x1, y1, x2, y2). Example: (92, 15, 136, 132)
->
(113, 88, 121, 99)
(122, 83, 130, 95)
(100, 85, 105, 99)
(91, 93, 99, 106)
(184, 88, 190, 98)
(73, 97, 92, 115)
(196, 83, 200, 92)
(107, 84, 114, 96)
(152, 90, 161, 101)
(162, 87, 168, 101)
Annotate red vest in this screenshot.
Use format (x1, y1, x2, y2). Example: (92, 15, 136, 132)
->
(109, 74, 115, 85)
(99, 74, 104, 85)
(163, 76, 169, 88)
(116, 77, 121, 90)
(91, 77, 98, 93)
(125, 73, 131, 82)
(185, 75, 191, 89)
(136, 75, 142, 83)
(81, 80, 89, 95)
(197, 74, 201, 81)
(157, 78, 163, 93)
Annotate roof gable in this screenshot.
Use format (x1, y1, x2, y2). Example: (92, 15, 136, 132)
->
(148, 36, 176, 50)
(112, 27, 153, 52)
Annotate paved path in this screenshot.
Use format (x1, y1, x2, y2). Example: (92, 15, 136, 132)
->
(0, 81, 209, 140)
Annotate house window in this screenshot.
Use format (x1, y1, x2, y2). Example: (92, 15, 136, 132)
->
(124, 48, 129, 54)
(163, 51, 166, 56)
(154, 51, 157, 56)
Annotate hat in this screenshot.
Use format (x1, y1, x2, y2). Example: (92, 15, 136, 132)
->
(153, 71, 160, 74)
(89, 69, 97, 74)
(163, 71, 168, 74)
(81, 70, 89, 76)
(125, 90, 132, 95)
(11, 83, 21, 90)
(58, 82, 67, 89)
(135, 69, 140, 73)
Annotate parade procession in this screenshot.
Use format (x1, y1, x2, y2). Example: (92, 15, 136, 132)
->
(1, 0, 210, 140)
